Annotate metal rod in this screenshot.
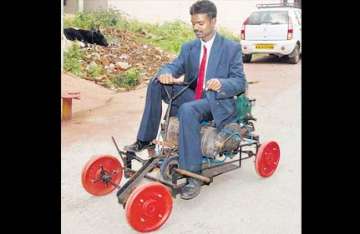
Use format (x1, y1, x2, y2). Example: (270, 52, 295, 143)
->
(126, 168, 185, 192)
(172, 83, 194, 100)
(162, 84, 174, 141)
(164, 98, 172, 141)
(111, 136, 126, 163)
(116, 157, 160, 204)
(239, 145, 242, 168)
(130, 153, 145, 164)
(202, 158, 240, 171)
(239, 141, 258, 147)
(163, 84, 172, 100)
(161, 78, 197, 141)
(202, 150, 255, 171)
(239, 155, 253, 160)
(174, 168, 211, 183)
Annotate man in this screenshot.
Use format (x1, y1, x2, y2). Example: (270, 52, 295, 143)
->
(125, 0, 246, 199)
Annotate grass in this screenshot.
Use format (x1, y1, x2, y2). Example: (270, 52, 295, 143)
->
(110, 68, 141, 90)
(64, 10, 240, 54)
(64, 9, 123, 30)
(140, 20, 195, 54)
(63, 43, 84, 77)
(87, 62, 104, 78)
(63, 10, 241, 89)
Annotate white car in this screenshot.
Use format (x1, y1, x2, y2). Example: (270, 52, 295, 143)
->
(240, 4, 301, 64)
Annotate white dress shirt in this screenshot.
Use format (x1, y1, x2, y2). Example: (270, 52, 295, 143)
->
(199, 32, 216, 89)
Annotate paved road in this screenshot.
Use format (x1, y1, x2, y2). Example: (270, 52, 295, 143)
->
(61, 56, 301, 234)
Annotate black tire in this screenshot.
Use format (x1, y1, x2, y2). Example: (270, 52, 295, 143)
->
(243, 54, 252, 63)
(160, 156, 180, 181)
(288, 45, 300, 64)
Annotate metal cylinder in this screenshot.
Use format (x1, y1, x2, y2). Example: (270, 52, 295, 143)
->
(215, 123, 242, 153)
(163, 118, 252, 158)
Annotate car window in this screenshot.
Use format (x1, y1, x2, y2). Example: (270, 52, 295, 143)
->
(246, 11, 289, 25)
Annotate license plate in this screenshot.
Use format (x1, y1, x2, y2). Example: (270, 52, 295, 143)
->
(256, 44, 274, 49)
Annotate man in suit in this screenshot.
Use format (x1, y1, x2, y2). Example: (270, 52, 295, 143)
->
(125, 0, 246, 199)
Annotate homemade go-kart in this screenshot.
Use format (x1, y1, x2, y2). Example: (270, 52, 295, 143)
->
(81, 80, 280, 233)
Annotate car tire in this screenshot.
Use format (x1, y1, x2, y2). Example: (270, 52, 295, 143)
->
(243, 54, 252, 63)
(288, 45, 300, 64)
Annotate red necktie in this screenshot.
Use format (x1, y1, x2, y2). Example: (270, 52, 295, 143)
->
(195, 45, 207, 100)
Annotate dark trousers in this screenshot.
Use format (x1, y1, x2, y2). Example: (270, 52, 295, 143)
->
(137, 78, 213, 172)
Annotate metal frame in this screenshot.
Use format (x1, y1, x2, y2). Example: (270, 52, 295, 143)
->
(96, 80, 261, 204)
(109, 134, 260, 203)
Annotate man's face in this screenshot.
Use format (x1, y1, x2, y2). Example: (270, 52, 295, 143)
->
(191, 13, 216, 41)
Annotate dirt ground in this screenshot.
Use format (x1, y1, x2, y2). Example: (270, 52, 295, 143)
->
(61, 55, 301, 234)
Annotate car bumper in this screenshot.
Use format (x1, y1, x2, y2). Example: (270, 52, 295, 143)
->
(241, 40, 297, 56)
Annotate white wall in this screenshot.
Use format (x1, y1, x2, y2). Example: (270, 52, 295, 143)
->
(84, 0, 109, 11)
(64, 0, 79, 14)
(108, 0, 284, 33)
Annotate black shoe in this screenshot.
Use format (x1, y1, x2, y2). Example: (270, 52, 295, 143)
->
(124, 140, 155, 152)
(180, 178, 202, 200)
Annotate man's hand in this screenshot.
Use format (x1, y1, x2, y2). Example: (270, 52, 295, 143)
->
(158, 74, 184, 84)
(206, 79, 222, 92)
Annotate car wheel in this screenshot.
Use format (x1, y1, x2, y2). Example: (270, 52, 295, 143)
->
(288, 45, 300, 64)
(243, 54, 252, 63)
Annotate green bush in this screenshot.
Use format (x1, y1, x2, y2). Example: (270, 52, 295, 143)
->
(141, 20, 195, 54)
(63, 10, 241, 89)
(111, 68, 141, 90)
(137, 20, 241, 53)
(139, 20, 242, 52)
(63, 44, 84, 76)
(63, 15, 75, 28)
(65, 9, 125, 29)
(87, 63, 104, 78)
(63, 10, 239, 54)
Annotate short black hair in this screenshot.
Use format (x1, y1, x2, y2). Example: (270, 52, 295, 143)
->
(189, 0, 217, 19)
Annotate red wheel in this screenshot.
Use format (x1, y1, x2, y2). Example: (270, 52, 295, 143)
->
(81, 155, 123, 196)
(255, 141, 280, 177)
(125, 182, 173, 232)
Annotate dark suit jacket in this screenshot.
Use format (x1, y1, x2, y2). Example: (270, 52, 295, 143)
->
(157, 33, 247, 129)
